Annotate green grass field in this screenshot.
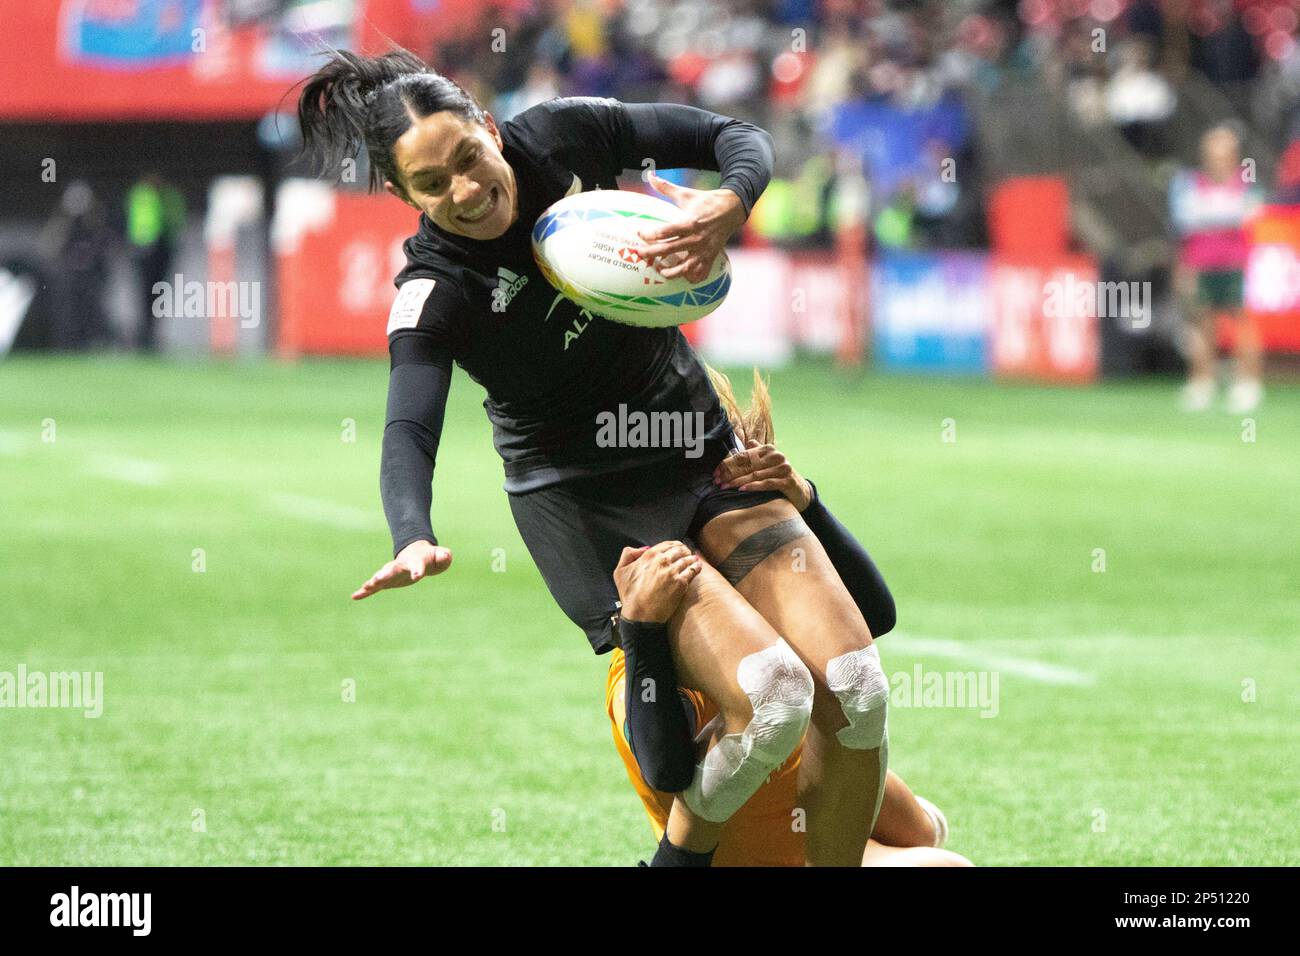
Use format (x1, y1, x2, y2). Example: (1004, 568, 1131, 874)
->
(1, 356, 1296, 866)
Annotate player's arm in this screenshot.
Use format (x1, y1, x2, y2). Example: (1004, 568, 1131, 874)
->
(800, 481, 897, 637)
(353, 278, 461, 600)
(619, 101, 773, 282)
(714, 441, 897, 637)
(540, 97, 773, 282)
(612, 542, 703, 793)
(616, 101, 774, 219)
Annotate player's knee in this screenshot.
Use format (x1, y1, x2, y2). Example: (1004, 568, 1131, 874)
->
(740, 638, 814, 761)
(682, 639, 813, 822)
(825, 643, 889, 750)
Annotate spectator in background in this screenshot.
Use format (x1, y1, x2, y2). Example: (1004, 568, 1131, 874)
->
(494, 60, 561, 121)
(1057, 18, 1110, 128)
(1190, 0, 1260, 118)
(912, 138, 961, 246)
(1169, 124, 1265, 413)
(801, 15, 871, 127)
(873, 180, 915, 250)
(126, 173, 185, 352)
(1106, 36, 1177, 157)
(39, 180, 114, 350)
(747, 151, 835, 249)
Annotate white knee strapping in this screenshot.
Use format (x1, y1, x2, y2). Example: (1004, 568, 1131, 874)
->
(825, 643, 889, 750)
(682, 639, 814, 824)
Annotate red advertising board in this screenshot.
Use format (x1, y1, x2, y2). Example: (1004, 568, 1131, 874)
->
(990, 255, 1100, 382)
(788, 252, 851, 353)
(1242, 205, 1300, 353)
(276, 183, 419, 357)
(0, 0, 484, 121)
(988, 177, 1070, 257)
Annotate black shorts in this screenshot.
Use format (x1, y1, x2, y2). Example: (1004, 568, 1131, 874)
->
(508, 455, 784, 654)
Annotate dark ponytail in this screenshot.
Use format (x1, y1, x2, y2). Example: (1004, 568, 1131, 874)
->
(296, 47, 487, 193)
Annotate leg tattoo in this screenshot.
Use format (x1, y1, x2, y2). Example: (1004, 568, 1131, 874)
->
(714, 516, 811, 586)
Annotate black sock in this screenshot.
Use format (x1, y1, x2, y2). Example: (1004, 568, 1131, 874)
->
(648, 833, 715, 867)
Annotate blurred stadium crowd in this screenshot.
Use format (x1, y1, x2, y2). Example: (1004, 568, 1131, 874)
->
(1, 0, 1298, 384)
(428, 0, 1300, 249)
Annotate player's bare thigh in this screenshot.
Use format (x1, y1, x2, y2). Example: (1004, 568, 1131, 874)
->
(696, 498, 874, 656)
(696, 498, 873, 726)
(662, 559, 781, 733)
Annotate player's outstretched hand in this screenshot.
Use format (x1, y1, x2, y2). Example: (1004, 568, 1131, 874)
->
(636, 172, 746, 284)
(715, 438, 814, 512)
(351, 540, 452, 600)
(613, 541, 702, 624)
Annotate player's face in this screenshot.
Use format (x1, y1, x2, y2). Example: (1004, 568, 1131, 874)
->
(386, 110, 519, 240)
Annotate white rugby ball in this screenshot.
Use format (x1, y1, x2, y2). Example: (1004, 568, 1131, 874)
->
(531, 188, 730, 328)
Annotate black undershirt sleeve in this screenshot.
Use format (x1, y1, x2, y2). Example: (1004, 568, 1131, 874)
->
(801, 481, 898, 638)
(380, 343, 453, 556)
(618, 101, 774, 217)
(620, 617, 697, 794)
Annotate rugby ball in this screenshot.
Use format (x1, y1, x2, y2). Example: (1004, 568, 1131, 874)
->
(531, 188, 730, 328)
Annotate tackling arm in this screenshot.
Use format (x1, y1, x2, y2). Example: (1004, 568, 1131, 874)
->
(619, 617, 698, 794)
(801, 482, 898, 638)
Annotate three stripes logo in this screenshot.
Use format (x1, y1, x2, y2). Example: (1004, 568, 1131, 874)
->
(492, 266, 529, 313)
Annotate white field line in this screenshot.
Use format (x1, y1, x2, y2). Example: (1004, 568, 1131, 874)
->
(0, 431, 32, 456)
(2, 436, 171, 486)
(10, 437, 377, 532)
(887, 632, 1095, 687)
(0, 433, 172, 485)
(83, 454, 172, 487)
(263, 492, 377, 532)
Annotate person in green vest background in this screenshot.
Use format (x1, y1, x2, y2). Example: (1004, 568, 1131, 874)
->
(125, 173, 186, 351)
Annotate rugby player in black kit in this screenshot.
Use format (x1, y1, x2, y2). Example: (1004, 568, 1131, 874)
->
(297, 48, 891, 867)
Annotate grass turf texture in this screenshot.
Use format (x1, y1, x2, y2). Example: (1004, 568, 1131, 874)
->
(1, 356, 1296, 866)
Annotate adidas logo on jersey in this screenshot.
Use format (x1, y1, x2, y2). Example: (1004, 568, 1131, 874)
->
(492, 266, 528, 312)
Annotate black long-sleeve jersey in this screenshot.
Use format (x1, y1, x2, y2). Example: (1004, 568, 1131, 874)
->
(381, 96, 774, 555)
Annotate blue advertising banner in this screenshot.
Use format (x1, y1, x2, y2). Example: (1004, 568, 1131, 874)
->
(872, 251, 991, 373)
(62, 0, 201, 68)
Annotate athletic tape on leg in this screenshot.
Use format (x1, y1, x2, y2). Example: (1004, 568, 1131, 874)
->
(682, 639, 814, 823)
(825, 643, 889, 749)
